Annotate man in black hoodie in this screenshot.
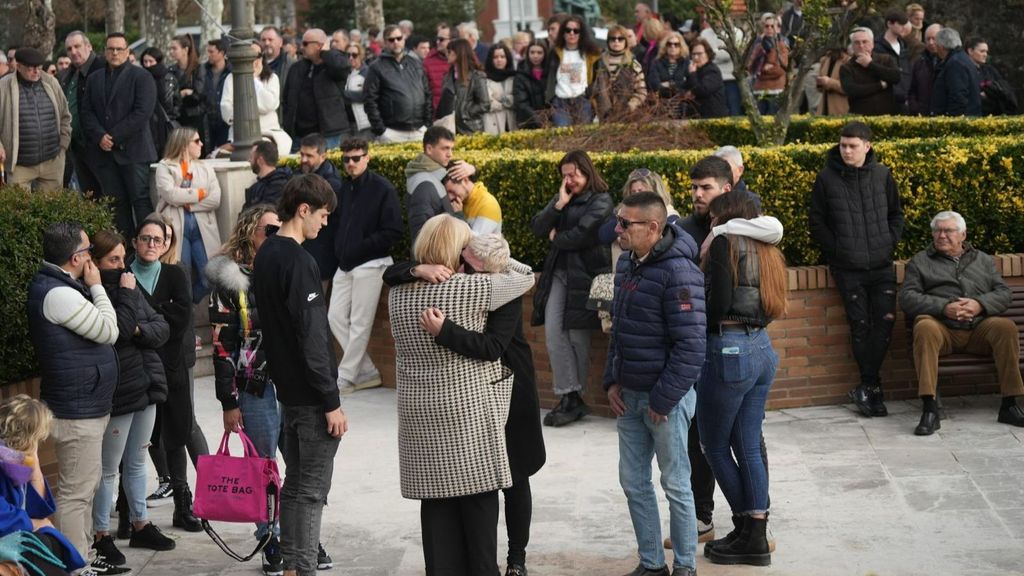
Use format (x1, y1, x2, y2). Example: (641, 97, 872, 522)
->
(809, 121, 904, 418)
(244, 139, 291, 209)
(253, 174, 346, 576)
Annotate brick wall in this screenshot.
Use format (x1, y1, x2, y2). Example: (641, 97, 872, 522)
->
(365, 254, 1024, 415)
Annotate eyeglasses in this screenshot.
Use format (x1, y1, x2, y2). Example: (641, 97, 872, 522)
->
(564, 28, 581, 35)
(617, 217, 650, 229)
(691, 50, 706, 57)
(386, 36, 404, 42)
(137, 235, 165, 246)
(666, 41, 682, 47)
(106, 46, 127, 53)
(932, 227, 961, 236)
(342, 153, 367, 163)
(73, 244, 94, 256)
(608, 36, 626, 42)
(436, 36, 450, 42)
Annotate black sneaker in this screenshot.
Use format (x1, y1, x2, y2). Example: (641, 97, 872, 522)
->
(998, 404, 1024, 427)
(317, 542, 333, 570)
(263, 536, 284, 576)
(868, 386, 888, 417)
(146, 476, 174, 507)
(848, 384, 873, 418)
(93, 535, 126, 566)
(543, 393, 589, 427)
(505, 564, 527, 576)
(129, 522, 176, 551)
(87, 557, 133, 575)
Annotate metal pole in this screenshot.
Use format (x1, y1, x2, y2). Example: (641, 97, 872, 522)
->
(228, 0, 259, 161)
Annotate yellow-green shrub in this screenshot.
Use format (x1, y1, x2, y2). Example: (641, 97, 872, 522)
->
(284, 135, 1024, 270)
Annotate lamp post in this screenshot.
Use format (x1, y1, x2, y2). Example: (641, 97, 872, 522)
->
(227, 0, 259, 161)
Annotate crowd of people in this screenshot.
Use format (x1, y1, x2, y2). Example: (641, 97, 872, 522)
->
(5, 3, 1023, 576)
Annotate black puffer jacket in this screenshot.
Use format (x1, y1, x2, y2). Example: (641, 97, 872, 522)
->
(206, 255, 267, 411)
(684, 62, 728, 119)
(363, 52, 432, 134)
(530, 189, 613, 329)
(244, 166, 292, 209)
(809, 145, 904, 271)
(169, 64, 206, 121)
(513, 65, 547, 128)
(282, 49, 352, 137)
(100, 269, 170, 416)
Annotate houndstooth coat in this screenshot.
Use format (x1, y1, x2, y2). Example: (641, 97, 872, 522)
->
(389, 261, 535, 500)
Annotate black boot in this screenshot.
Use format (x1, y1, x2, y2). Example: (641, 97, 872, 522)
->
(708, 515, 771, 566)
(543, 392, 590, 427)
(116, 489, 131, 540)
(703, 514, 744, 558)
(172, 485, 203, 532)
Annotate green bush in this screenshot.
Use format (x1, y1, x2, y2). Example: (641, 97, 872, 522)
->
(284, 135, 1024, 272)
(0, 188, 114, 384)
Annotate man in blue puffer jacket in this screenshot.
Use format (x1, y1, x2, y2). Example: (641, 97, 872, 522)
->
(604, 192, 706, 576)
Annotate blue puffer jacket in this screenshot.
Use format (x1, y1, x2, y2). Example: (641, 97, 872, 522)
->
(603, 224, 707, 415)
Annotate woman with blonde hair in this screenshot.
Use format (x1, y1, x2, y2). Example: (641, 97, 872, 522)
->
(592, 24, 647, 122)
(635, 17, 665, 75)
(0, 395, 87, 574)
(649, 32, 694, 117)
(387, 214, 535, 575)
(155, 126, 222, 303)
(698, 191, 787, 567)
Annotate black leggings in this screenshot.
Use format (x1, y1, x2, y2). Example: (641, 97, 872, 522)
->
(502, 475, 532, 566)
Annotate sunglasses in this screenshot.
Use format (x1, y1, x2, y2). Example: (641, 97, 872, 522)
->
(617, 217, 650, 229)
(342, 153, 367, 163)
(386, 36, 404, 42)
(137, 235, 164, 246)
(629, 167, 652, 179)
(608, 36, 626, 42)
(347, 52, 360, 57)
(256, 224, 279, 236)
(564, 28, 581, 35)
(302, 40, 321, 47)
(437, 36, 450, 42)
(666, 41, 682, 47)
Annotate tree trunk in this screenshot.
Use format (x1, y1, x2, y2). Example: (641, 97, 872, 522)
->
(282, 0, 295, 32)
(105, 0, 124, 33)
(201, 0, 224, 43)
(145, 0, 178, 55)
(23, 0, 56, 55)
(354, 0, 384, 35)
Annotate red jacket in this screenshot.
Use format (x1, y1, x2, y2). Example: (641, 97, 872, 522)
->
(423, 49, 450, 116)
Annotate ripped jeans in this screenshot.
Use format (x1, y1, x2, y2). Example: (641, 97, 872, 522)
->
(830, 266, 897, 388)
(93, 404, 157, 531)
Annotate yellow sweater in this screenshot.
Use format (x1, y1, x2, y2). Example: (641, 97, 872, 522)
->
(464, 182, 502, 235)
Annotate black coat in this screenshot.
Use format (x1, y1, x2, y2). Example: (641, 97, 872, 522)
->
(363, 52, 432, 134)
(932, 49, 982, 116)
(684, 62, 728, 119)
(102, 273, 170, 416)
(81, 63, 158, 165)
(282, 49, 352, 138)
(440, 69, 489, 134)
(530, 189, 613, 329)
(244, 166, 292, 209)
(168, 64, 206, 121)
(872, 37, 912, 106)
(840, 53, 902, 116)
(513, 66, 547, 129)
(333, 169, 403, 272)
(146, 63, 180, 157)
(383, 262, 546, 479)
(978, 63, 1018, 116)
(138, 263, 195, 448)
(302, 161, 344, 280)
(809, 146, 904, 271)
(648, 57, 688, 95)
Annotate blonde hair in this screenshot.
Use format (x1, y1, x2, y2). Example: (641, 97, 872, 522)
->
(658, 31, 689, 59)
(414, 215, 472, 270)
(467, 234, 510, 272)
(643, 17, 665, 43)
(163, 126, 199, 161)
(622, 169, 674, 212)
(0, 395, 53, 451)
(147, 213, 180, 265)
(222, 204, 277, 265)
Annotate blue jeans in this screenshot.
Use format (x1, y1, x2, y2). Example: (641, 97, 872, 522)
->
(696, 329, 777, 515)
(617, 388, 697, 570)
(724, 80, 741, 116)
(93, 404, 157, 531)
(280, 405, 340, 575)
(180, 211, 209, 303)
(239, 383, 282, 539)
(551, 96, 594, 127)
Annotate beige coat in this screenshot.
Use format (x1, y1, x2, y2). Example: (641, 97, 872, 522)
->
(816, 52, 851, 116)
(154, 158, 222, 261)
(388, 261, 535, 500)
(0, 72, 72, 173)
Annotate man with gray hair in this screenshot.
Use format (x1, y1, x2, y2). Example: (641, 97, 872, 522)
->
(840, 27, 902, 115)
(900, 210, 1024, 435)
(930, 27, 982, 116)
(330, 29, 349, 52)
(713, 146, 762, 212)
(398, 19, 414, 38)
(908, 23, 943, 115)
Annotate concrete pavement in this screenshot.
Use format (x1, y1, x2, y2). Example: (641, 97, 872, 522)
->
(122, 377, 1024, 575)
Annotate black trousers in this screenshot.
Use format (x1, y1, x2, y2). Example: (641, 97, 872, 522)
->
(830, 266, 898, 388)
(421, 491, 500, 576)
(92, 157, 154, 238)
(502, 475, 532, 566)
(67, 141, 102, 196)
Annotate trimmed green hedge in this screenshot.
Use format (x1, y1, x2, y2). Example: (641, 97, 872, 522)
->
(0, 189, 114, 384)
(285, 135, 1024, 272)
(385, 115, 1024, 152)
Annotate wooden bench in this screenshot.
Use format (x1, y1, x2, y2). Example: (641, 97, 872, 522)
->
(906, 285, 1024, 376)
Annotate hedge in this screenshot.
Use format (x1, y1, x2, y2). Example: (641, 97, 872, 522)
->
(0, 188, 114, 384)
(384, 115, 1024, 152)
(285, 135, 1024, 272)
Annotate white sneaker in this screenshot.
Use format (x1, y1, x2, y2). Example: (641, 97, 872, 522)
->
(337, 375, 355, 395)
(353, 370, 382, 390)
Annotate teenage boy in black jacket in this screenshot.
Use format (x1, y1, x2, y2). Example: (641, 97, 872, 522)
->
(253, 174, 347, 576)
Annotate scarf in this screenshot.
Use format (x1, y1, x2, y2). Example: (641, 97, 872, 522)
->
(131, 258, 162, 295)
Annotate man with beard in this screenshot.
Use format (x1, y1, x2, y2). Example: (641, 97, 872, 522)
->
(59, 30, 105, 194)
(295, 134, 343, 293)
(363, 24, 432, 143)
(243, 139, 292, 209)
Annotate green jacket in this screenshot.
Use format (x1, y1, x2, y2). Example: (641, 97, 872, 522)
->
(900, 242, 1011, 330)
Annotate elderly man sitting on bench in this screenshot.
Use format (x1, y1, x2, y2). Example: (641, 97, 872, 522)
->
(900, 210, 1024, 436)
